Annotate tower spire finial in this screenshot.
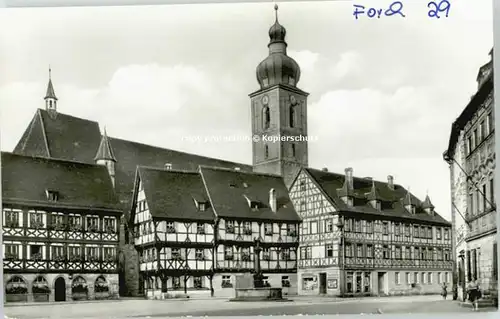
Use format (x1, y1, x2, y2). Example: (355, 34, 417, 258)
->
(274, 3, 279, 21)
(49, 65, 51, 79)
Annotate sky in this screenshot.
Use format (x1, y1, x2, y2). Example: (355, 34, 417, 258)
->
(0, 0, 494, 221)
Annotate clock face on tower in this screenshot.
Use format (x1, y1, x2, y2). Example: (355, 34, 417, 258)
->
(290, 95, 296, 105)
(262, 95, 269, 105)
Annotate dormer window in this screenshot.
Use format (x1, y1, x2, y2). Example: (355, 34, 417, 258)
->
(164, 163, 172, 170)
(199, 203, 205, 211)
(46, 190, 59, 201)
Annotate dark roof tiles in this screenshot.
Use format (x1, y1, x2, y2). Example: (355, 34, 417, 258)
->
(1, 152, 121, 211)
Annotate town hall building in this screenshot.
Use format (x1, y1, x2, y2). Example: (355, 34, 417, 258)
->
(2, 5, 451, 301)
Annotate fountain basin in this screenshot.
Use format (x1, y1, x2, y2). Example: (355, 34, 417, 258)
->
(230, 287, 289, 302)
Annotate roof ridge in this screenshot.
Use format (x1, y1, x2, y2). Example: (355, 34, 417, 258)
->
(199, 165, 282, 178)
(108, 136, 251, 167)
(138, 165, 199, 174)
(37, 108, 100, 125)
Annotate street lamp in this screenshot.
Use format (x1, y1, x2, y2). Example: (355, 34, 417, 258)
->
(336, 217, 345, 297)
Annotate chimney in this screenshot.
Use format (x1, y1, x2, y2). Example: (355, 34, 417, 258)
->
(387, 175, 394, 190)
(345, 167, 353, 188)
(321, 167, 328, 172)
(269, 188, 277, 213)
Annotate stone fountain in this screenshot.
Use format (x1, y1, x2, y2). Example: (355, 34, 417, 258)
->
(230, 238, 288, 302)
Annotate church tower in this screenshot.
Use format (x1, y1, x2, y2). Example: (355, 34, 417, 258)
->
(250, 5, 309, 188)
(44, 67, 58, 117)
(95, 128, 117, 188)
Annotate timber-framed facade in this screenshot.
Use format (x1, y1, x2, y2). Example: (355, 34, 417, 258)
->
(290, 167, 453, 297)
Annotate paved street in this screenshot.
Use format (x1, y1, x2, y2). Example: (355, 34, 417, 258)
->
(3, 295, 496, 319)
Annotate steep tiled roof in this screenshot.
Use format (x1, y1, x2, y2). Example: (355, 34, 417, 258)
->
(199, 166, 300, 222)
(13, 109, 253, 210)
(304, 168, 450, 226)
(1, 152, 121, 212)
(135, 167, 214, 222)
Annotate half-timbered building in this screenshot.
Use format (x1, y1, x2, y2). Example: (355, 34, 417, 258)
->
(289, 167, 453, 297)
(199, 166, 301, 297)
(2, 152, 122, 303)
(129, 165, 301, 298)
(444, 49, 497, 306)
(131, 167, 215, 298)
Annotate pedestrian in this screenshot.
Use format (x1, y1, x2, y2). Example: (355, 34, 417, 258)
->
(467, 279, 481, 311)
(441, 282, 448, 300)
(210, 287, 214, 297)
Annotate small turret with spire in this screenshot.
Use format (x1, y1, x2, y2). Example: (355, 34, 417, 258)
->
(421, 192, 435, 215)
(95, 127, 117, 188)
(402, 187, 416, 214)
(366, 180, 382, 210)
(45, 66, 58, 117)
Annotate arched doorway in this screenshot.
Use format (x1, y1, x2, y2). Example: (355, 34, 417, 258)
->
(71, 276, 88, 301)
(54, 277, 66, 302)
(94, 276, 110, 299)
(5, 276, 28, 303)
(32, 276, 50, 302)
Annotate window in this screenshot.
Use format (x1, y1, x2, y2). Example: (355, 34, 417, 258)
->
(262, 106, 270, 130)
(51, 213, 64, 228)
(197, 223, 205, 234)
(414, 226, 419, 238)
(414, 272, 419, 284)
(243, 222, 252, 235)
(221, 275, 232, 288)
(4, 209, 20, 228)
(406, 272, 410, 285)
(344, 244, 353, 257)
(490, 178, 495, 205)
(487, 113, 492, 135)
(104, 217, 116, 233)
(346, 272, 353, 293)
(395, 223, 400, 236)
(225, 221, 235, 234)
(366, 221, 373, 233)
(325, 219, 333, 233)
(194, 277, 203, 289)
(103, 247, 115, 261)
(466, 137, 471, 155)
(264, 145, 269, 159)
(282, 275, 291, 287)
(4, 244, 19, 260)
(289, 105, 295, 128)
(172, 277, 181, 289)
(354, 220, 361, 233)
(164, 163, 172, 170)
(382, 245, 389, 259)
(172, 248, 182, 260)
(310, 221, 318, 234)
(404, 246, 410, 259)
(300, 247, 312, 259)
(444, 229, 449, 240)
(382, 222, 389, 235)
(30, 245, 43, 260)
(436, 228, 442, 240)
(68, 246, 81, 261)
(86, 246, 99, 261)
(262, 248, 271, 260)
(29, 211, 44, 228)
(479, 121, 485, 141)
(264, 223, 273, 235)
(195, 249, 204, 260)
(357, 244, 363, 257)
(445, 272, 449, 283)
(366, 245, 373, 258)
(86, 216, 99, 232)
(281, 249, 290, 261)
(166, 222, 176, 233)
(428, 272, 432, 284)
(300, 180, 306, 191)
(242, 247, 251, 261)
(224, 246, 233, 260)
(404, 225, 410, 237)
(290, 143, 296, 157)
(427, 227, 432, 239)
(395, 272, 400, 285)
(326, 245, 334, 258)
(395, 246, 402, 259)
(437, 272, 441, 284)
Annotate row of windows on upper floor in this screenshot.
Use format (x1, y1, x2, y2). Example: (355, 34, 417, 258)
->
(263, 142, 298, 160)
(141, 246, 295, 262)
(3, 209, 117, 233)
(467, 177, 495, 218)
(300, 244, 451, 261)
(3, 243, 116, 262)
(396, 271, 450, 286)
(135, 221, 298, 237)
(303, 217, 450, 240)
(465, 109, 494, 156)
